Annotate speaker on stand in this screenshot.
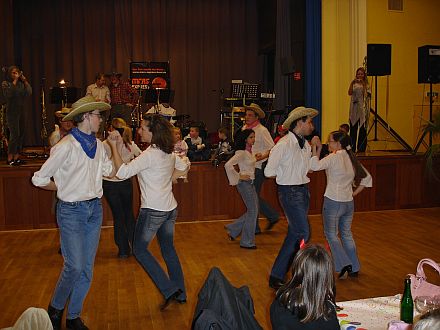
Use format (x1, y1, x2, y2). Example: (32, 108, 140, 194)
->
(366, 44, 412, 152)
(413, 45, 440, 153)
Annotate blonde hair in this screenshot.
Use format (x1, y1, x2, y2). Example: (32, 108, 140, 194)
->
(111, 118, 132, 147)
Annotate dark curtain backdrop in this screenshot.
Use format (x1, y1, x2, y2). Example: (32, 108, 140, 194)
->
(1, 0, 260, 147)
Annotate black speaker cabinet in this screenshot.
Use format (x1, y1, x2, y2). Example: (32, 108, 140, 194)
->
(367, 44, 391, 76)
(418, 45, 440, 84)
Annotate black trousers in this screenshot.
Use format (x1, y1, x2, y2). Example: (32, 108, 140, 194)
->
(103, 178, 136, 256)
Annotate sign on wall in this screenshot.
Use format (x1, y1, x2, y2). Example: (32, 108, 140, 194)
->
(129, 62, 170, 90)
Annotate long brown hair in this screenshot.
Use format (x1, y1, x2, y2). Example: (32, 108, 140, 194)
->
(330, 130, 367, 186)
(149, 114, 175, 154)
(277, 244, 336, 323)
(111, 118, 132, 148)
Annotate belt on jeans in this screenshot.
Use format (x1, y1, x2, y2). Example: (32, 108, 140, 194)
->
(293, 184, 306, 187)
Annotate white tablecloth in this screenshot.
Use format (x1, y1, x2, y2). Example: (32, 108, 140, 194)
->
(337, 295, 415, 330)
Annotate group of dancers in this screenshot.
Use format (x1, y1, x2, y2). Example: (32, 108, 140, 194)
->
(15, 65, 373, 329)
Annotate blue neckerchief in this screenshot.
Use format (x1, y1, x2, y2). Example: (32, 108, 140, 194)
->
(70, 127, 97, 159)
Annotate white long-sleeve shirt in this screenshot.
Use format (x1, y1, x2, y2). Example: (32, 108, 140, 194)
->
(248, 124, 274, 169)
(116, 145, 189, 211)
(310, 150, 373, 202)
(224, 150, 256, 186)
(32, 135, 113, 202)
(264, 131, 311, 185)
(103, 140, 141, 182)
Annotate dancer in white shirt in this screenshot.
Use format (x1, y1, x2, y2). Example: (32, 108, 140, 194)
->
(310, 130, 372, 279)
(224, 129, 258, 249)
(265, 106, 320, 290)
(112, 114, 190, 311)
(32, 95, 115, 330)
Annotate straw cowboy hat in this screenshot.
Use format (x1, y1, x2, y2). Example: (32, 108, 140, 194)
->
(62, 95, 110, 121)
(282, 106, 319, 129)
(244, 103, 265, 119)
(55, 107, 72, 118)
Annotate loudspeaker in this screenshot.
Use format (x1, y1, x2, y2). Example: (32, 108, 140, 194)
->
(418, 45, 440, 84)
(280, 56, 295, 75)
(367, 44, 391, 76)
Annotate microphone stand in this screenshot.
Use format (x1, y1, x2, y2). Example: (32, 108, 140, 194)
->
(40, 77, 49, 156)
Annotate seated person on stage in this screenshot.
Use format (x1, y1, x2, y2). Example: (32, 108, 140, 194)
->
(172, 127, 190, 183)
(146, 103, 177, 124)
(185, 125, 210, 161)
(212, 127, 234, 167)
(49, 107, 74, 147)
(339, 123, 350, 134)
(270, 244, 340, 330)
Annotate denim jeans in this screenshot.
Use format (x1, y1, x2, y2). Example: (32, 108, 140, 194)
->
(270, 185, 310, 280)
(254, 167, 280, 232)
(133, 208, 186, 300)
(322, 197, 360, 272)
(103, 179, 135, 256)
(51, 198, 102, 319)
(225, 180, 258, 247)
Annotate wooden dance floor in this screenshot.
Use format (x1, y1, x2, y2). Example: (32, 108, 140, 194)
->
(0, 208, 439, 329)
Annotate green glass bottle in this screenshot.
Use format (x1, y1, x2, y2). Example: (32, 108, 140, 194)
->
(400, 277, 414, 324)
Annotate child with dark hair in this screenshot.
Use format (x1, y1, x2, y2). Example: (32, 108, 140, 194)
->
(185, 125, 210, 161)
(224, 129, 258, 249)
(270, 244, 340, 330)
(311, 130, 372, 279)
(212, 127, 234, 167)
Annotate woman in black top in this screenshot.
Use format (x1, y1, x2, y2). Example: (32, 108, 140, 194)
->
(270, 244, 340, 330)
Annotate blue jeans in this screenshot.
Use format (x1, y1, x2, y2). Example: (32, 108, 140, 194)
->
(51, 198, 102, 319)
(270, 185, 310, 280)
(225, 180, 258, 247)
(322, 197, 360, 272)
(133, 208, 186, 300)
(254, 167, 280, 232)
(103, 179, 135, 256)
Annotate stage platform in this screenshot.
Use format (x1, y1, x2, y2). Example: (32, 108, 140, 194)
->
(0, 152, 439, 231)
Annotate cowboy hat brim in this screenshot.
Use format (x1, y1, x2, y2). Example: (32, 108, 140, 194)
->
(282, 107, 319, 129)
(62, 96, 110, 121)
(244, 103, 265, 119)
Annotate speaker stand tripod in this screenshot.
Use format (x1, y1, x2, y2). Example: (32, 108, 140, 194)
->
(366, 76, 413, 152)
(413, 81, 435, 154)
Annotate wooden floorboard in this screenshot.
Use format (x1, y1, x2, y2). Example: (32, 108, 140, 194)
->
(0, 208, 439, 329)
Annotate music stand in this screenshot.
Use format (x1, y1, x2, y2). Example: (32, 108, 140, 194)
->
(231, 83, 259, 99)
(50, 87, 79, 106)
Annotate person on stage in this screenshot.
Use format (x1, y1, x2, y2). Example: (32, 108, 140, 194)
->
(112, 114, 190, 311)
(224, 129, 258, 249)
(1, 65, 32, 165)
(146, 102, 177, 124)
(264, 106, 320, 290)
(107, 71, 138, 126)
(310, 130, 372, 279)
(348, 67, 370, 152)
(31, 95, 114, 330)
(103, 118, 141, 258)
(241, 103, 279, 233)
(49, 107, 74, 147)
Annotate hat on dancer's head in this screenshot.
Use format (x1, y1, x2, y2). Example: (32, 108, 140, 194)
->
(282, 106, 319, 130)
(244, 103, 265, 119)
(55, 107, 72, 118)
(62, 95, 110, 121)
